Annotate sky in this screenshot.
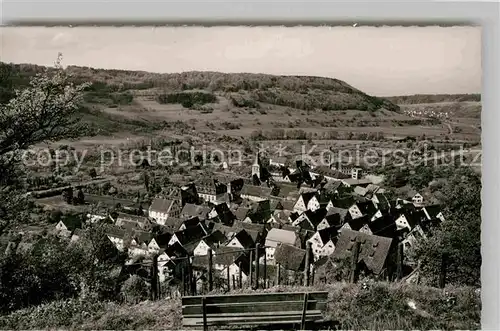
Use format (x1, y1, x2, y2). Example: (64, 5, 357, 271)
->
(0, 26, 481, 96)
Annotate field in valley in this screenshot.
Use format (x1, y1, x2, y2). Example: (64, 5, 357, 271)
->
(0, 64, 472, 196)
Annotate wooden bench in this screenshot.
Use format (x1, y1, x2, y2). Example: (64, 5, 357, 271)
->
(182, 291, 329, 330)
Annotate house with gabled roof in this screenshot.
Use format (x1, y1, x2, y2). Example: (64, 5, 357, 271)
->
(317, 211, 342, 231)
(149, 198, 181, 225)
(55, 216, 83, 238)
(321, 180, 343, 195)
(241, 200, 272, 224)
(125, 230, 155, 257)
(341, 178, 372, 188)
(180, 182, 199, 206)
(160, 216, 184, 233)
(332, 229, 394, 277)
(232, 206, 251, 221)
(354, 186, 369, 197)
(147, 237, 161, 253)
(402, 217, 441, 252)
(226, 229, 255, 250)
(115, 212, 151, 230)
(371, 192, 390, 208)
(148, 232, 172, 253)
(208, 246, 250, 282)
(359, 214, 398, 238)
(271, 184, 299, 201)
(180, 203, 211, 220)
(288, 211, 300, 224)
(193, 230, 227, 256)
(158, 242, 188, 263)
(340, 214, 370, 232)
(292, 208, 328, 231)
(331, 196, 356, 209)
(348, 200, 378, 220)
(277, 200, 296, 212)
(234, 221, 266, 241)
(293, 191, 320, 213)
(318, 196, 335, 211)
(311, 166, 349, 181)
(168, 223, 207, 248)
(179, 216, 203, 231)
(157, 242, 189, 282)
(264, 228, 299, 264)
(307, 226, 339, 261)
(267, 209, 291, 225)
(218, 254, 251, 285)
(106, 226, 127, 251)
(326, 206, 350, 222)
(207, 221, 234, 238)
(422, 205, 445, 222)
(208, 203, 236, 226)
(405, 189, 424, 205)
(240, 185, 273, 202)
(274, 243, 307, 273)
(395, 209, 427, 231)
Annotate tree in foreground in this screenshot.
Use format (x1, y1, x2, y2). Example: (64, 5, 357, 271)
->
(412, 167, 481, 287)
(0, 54, 89, 235)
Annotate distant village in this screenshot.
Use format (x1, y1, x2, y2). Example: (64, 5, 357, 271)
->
(48, 152, 444, 289)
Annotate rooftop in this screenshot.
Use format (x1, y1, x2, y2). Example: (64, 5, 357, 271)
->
(265, 228, 297, 247)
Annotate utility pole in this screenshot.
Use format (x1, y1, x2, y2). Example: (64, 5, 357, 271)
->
(208, 248, 213, 292)
(263, 246, 267, 289)
(396, 242, 404, 281)
(151, 254, 159, 300)
(350, 241, 361, 284)
(255, 243, 260, 289)
(304, 241, 312, 286)
(249, 250, 254, 289)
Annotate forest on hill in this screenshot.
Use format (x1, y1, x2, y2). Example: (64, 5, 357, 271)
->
(1, 62, 399, 112)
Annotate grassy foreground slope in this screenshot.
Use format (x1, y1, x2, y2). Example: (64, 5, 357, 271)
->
(0, 282, 480, 330)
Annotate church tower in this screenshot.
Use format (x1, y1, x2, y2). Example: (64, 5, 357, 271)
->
(252, 151, 260, 179)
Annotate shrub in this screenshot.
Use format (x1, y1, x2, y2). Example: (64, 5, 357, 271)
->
(229, 94, 260, 108)
(110, 91, 134, 105)
(156, 91, 217, 106)
(121, 275, 150, 304)
(0, 298, 106, 329)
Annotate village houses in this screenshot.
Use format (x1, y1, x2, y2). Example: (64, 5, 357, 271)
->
(148, 197, 181, 225)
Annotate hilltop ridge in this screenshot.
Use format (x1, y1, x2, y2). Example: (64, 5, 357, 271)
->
(2, 62, 399, 112)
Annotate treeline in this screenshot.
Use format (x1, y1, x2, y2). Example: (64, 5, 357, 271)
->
(386, 93, 481, 105)
(1, 62, 400, 113)
(72, 67, 399, 112)
(250, 129, 385, 141)
(156, 91, 217, 108)
(63, 66, 363, 93)
(393, 118, 442, 126)
(25, 175, 66, 191)
(248, 89, 398, 112)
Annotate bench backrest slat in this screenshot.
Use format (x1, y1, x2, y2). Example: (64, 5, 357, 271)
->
(183, 300, 326, 315)
(182, 291, 328, 306)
